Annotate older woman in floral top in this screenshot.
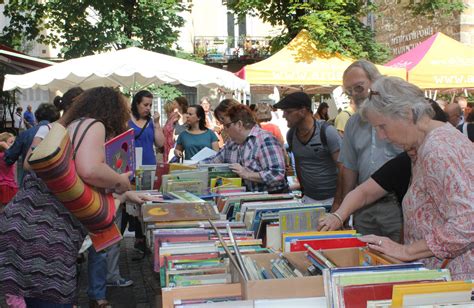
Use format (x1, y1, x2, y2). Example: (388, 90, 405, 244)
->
(356, 76, 473, 280)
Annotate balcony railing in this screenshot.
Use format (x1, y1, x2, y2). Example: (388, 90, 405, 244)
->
(193, 36, 272, 63)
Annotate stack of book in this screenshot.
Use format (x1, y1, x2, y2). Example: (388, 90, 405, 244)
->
(155, 162, 247, 196)
(324, 262, 454, 307)
(154, 224, 268, 288)
(218, 192, 295, 220)
(161, 170, 209, 195)
(160, 241, 229, 287)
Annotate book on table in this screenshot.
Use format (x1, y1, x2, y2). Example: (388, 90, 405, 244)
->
(142, 202, 220, 222)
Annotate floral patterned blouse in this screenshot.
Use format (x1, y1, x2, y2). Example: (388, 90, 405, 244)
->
(403, 123, 474, 280)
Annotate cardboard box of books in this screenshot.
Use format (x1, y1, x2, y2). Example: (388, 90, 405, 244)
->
(160, 283, 242, 308)
(231, 247, 401, 300)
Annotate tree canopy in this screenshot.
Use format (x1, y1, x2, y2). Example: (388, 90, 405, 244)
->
(0, 0, 187, 59)
(228, 0, 465, 63)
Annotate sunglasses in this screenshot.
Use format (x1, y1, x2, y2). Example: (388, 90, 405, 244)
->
(344, 82, 367, 97)
(368, 89, 380, 100)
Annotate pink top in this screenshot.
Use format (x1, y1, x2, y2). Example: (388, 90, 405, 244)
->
(403, 124, 474, 280)
(0, 152, 17, 188)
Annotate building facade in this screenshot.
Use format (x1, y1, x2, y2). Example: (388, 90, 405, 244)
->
(373, 0, 474, 57)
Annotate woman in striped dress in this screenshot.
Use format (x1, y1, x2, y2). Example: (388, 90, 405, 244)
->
(0, 87, 136, 307)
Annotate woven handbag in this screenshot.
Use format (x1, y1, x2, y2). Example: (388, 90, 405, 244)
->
(28, 122, 119, 233)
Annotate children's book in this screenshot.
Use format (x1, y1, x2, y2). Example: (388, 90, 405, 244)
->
(105, 129, 135, 180)
(142, 202, 220, 222)
(90, 223, 123, 252)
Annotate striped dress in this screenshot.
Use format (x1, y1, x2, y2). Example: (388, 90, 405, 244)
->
(0, 171, 87, 304)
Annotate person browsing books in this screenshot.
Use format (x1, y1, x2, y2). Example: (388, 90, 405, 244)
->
(202, 104, 288, 194)
(321, 77, 474, 280)
(0, 87, 152, 307)
(318, 100, 448, 233)
(174, 105, 219, 160)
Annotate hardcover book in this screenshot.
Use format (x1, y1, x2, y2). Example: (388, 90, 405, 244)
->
(105, 128, 135, 180)
(142, 202, 220, 222)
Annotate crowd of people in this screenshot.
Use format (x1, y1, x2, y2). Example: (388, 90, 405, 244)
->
(0, 59, 472, 307)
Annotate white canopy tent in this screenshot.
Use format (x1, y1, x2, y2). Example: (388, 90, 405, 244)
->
(3, 47, 249, 94)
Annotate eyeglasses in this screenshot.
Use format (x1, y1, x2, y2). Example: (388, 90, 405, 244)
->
(344, 81, 367, 97)
(222, 120, 238, 129)
(368, 89, 380, 101)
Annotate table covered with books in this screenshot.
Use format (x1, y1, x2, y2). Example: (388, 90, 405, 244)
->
(125, 162, 473, 308)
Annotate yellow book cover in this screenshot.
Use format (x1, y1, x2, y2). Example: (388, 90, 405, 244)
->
(210, 177, 242, 189)
(169, 163, 197, 172)
(392, 281, 473, 307)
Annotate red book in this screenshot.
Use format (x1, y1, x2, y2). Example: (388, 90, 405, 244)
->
(342, 280, 437, 308)
(153, 162, 169, 190)
(290, 237, 366, 252)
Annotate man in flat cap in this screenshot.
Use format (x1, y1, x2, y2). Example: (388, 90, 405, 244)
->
(275, 92, 343, 208)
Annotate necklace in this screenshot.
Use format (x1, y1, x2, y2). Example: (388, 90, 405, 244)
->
(297, 123, 314, 136)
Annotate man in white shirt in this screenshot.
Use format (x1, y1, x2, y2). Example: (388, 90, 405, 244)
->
(13, 106, 25, 132)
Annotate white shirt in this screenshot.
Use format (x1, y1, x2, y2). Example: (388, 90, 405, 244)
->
(13, 112, 25, 129)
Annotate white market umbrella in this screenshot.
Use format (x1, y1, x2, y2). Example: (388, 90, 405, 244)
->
(3, 47, 249, 93)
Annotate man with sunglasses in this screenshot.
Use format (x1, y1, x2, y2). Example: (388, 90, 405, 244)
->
(274, 92, 343, 208)
(202, 104, 288, 194)
(337, 60, 403, 242)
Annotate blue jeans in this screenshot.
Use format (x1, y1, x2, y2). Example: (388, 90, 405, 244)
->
(87, 246, 107, 300)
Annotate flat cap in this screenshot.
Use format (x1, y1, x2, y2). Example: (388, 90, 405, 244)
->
(274, 91, 311, 109)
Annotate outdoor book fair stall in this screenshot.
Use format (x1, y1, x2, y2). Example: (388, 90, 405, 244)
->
(3, 31, 473, 308)
(125, 161, 473, 308)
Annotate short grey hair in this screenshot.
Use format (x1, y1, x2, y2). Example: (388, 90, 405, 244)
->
(360, 76, 434, 123)
(343, 59, 382, 82)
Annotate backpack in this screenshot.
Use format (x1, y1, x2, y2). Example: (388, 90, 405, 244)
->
(287, 120, 330, 153)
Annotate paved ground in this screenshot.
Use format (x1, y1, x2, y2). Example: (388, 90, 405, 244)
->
(1, 236, 163, 308)
(77, 236, 162, 308)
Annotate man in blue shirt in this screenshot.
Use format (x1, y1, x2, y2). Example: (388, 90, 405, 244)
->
(23, 105, 36, 129)
(5, 103, 60, 185)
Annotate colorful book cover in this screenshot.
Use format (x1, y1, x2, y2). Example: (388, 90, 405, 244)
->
(391, 281, 473, 307)
(142, 202, 219, 222)
(342, 280, 438, 308)
(90, 223, 123, 252)
(210, 177, 242, 190)
(105, 128, 135, 180)
(290, 237, 366, 252)
(282, 230, 357, 252)
(279, 207, 327, 233)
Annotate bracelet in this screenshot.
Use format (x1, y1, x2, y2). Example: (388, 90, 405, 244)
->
(330, 212, 344, 226)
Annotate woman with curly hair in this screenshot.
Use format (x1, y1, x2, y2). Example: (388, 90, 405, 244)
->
(0, 87, 147, 307)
